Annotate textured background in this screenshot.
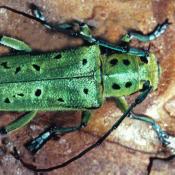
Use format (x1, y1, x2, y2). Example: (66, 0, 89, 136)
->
(0, 0, 175, 175)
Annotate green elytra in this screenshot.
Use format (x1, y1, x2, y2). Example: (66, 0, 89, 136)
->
(0, 4, 172, 172)
(0, 44, 158, 111)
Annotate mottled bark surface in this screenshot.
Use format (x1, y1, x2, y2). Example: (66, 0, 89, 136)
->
(0, 0, 175, 175)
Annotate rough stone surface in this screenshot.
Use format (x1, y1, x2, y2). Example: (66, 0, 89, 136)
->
(0, 0, 175, 175)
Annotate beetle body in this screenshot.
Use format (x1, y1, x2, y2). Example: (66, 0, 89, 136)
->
(0, 4, 172, 172)
(0, 45, 159, 111)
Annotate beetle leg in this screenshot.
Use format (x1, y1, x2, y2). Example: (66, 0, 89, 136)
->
(25, 111, 91, 154)
(0, 36, 32, 52)
(129, 112, 170, 145)
(122, 19, 171, 43)
(28, 4, 148, 57)
(0, 111, 37, 135)
(11, 83, 152, 172)
(115, 97, 170, 146)
(115, 97, 129, 112)
(0, 5, 148, 57)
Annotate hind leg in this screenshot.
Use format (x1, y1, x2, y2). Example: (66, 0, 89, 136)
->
(25, 111, 91, 154)
(0, 111, 37, 134)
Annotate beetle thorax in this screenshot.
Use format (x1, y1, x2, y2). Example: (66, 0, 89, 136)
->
(102, 53, 160, 98)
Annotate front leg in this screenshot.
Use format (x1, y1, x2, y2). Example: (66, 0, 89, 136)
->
(115, 97, 170, 146)
(32, 5, 170, 57)
(29, 4, 149, 57)
(0, 4, 149, 57)
(122, 19, 170, 43)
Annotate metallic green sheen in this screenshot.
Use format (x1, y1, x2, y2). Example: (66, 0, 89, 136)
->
(0, 44, 159, 111)
(0, 45, 103, 111)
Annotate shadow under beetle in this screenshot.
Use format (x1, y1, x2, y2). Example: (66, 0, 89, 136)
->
(0, 4, 173, 172)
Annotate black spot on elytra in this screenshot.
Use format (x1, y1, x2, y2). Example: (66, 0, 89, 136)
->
(15, 67, 21, 74)
(112, 83, 120, 90)
(57, 98, 64, 102)
(125, 82, 132, 88)
(32, 64, 40, 71)
(35, 89, 42, 97)
(4, 98, 10, 103)
(110, 59, 118, 66)
(1, 62, 11, 69)
(54, 54, 61, 59)
(82, 59, 87, 65)
(123, 59, 130, 66)
(17, 93, 24, 97)
(83, 88, 88, 94)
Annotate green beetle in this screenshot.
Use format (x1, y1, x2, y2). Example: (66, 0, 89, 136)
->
(0, 4, 172, 172)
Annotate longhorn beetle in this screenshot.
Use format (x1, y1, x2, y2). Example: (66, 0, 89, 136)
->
(0, 4, 173, 172)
